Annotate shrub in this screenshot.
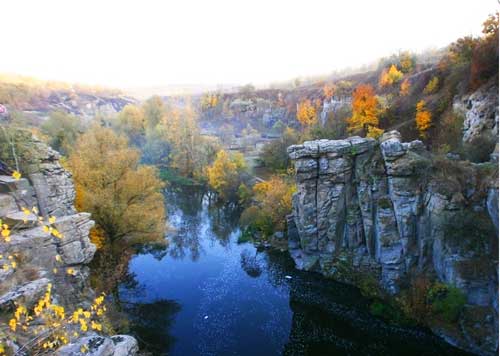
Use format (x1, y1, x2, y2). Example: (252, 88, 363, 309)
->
(240, 176, 295, 237)
(423, 76, 440, 94)
(427, 284, 466, 322)
(460, 135, 497, 163)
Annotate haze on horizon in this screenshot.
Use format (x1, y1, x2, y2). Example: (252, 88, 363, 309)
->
(0, 0, 496, 89)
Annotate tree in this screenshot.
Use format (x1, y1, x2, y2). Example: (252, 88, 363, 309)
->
(201, 93, 219, 111)
(68, 126, 165, 245)
(296, 99, 317, 127)
(259, 127, 300, 171)
(379, 64, 404, 87)
(415, 100, 432, 138)
(399, 51, 415, 73)
(240, 176, 295, 236)
(423, 76, 439, 94)
(347, 84, 380, 136)
(323, 83, 336, 100)
(206, 150, 247, 200)
(41, 110, 82, 155)
(141, 125, 171, 166)
(115, 104, 145, 147)
(400, 78, 411, 96)
(142, 96, 165, 130)
(470, 12, 499, 89)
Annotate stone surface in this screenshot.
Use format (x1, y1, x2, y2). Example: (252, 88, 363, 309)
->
(454, 81, 499, 144)
(56, 334, 138, 356)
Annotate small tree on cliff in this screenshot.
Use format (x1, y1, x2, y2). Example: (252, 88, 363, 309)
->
(347, 84, 382, 138)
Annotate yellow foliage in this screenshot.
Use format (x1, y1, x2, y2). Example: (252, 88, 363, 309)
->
(366, 126, 384, 139)
(241, 176, 295, 235)
(379, 64, 404, 87)
(201, 93, 219, 109)
(423, 76, 439, 95)
(206, 150, 246, 200)
(68, 126, 165, 245)
(296, 99, 317, 127)
(400, 52, 414, 73)
(415, 100, 432, 137)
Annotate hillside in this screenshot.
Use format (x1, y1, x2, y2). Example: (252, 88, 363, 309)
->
(0, 74, 136, 125)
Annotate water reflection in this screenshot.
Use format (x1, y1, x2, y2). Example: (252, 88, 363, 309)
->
(122, 299, 181, 354)
(240, 249, 263, 278)
(113, 187, 473, 356)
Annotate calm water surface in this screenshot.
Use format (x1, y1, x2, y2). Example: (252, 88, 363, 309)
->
(118, 187, 471, 356)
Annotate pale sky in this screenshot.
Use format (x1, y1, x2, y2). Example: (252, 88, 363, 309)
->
(0, 0, 497, 88)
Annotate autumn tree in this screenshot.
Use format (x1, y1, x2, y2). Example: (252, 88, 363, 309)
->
(206, 150, 247, 201)
(41, 110, 82, 155)
(415, 100, 432, 137)
(423, 76, 439, 94)
(296, 99, 317, 127)
(68, 126, 165, 245)
(240, 176, 295, 236)
(379, 64, 404, 87)
(114, 104, 146, 146)
(322, 83, 336, 100)
(347, 84, 381, 137)
(201, 92, 219, 110)
(400, 78, 411, 96)
(142, 95, 166, 130)
(399, 51, 415, 73)
(470, 12, 499, 88)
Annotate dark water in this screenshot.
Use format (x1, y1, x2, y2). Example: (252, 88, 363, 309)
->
(118, 187, 471, 356)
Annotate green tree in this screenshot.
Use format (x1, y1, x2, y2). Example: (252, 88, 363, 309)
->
(41, 110, 82, 155)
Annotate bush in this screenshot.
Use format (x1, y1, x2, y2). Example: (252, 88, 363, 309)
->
(428, 284, 466, 322)
(240, 176, 295, 237)
(460, 135, 497, 163)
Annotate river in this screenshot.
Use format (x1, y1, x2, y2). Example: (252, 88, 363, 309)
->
(117, 187, 471, 356)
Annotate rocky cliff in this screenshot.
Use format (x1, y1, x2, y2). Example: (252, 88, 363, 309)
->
(0, 128, 137, 355)
(287, 131, 498, 355)
(454, 81, 499, 145)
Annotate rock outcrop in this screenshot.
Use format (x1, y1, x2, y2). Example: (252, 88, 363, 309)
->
(0, 128, 138, 355)
(56, 334, 139, 356)
(287, 131, 498, 355)
(454, 81, 499, 144)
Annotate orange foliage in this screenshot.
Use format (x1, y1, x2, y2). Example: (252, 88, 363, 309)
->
(400, 78, 410, 96)
(347, 84, 380, 135)
(415, 100, 432, 137)
(89, 226, 106, 250)
(322, 83, 336, 100)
